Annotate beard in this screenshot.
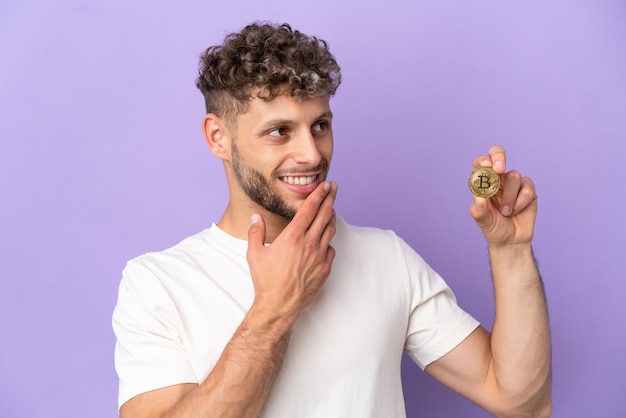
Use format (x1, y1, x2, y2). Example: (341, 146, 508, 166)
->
(231, 141, 328, 221)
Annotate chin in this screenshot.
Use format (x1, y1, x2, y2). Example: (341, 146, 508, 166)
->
(284, 199, 308, 221)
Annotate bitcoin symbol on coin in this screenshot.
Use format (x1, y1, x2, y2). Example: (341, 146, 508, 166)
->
(468, 167, 500, 198)
(477, 173, 492, 192)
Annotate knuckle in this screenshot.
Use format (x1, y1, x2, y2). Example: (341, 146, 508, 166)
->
(321, 267, 331, 279)
(304, 239, 318, 253)
(520, 186, 536, 200)
(302, 201, 319, 218)
(327, 246, 336, 262)
(490, 144, 505, 154)
(507, 169, 521, 180)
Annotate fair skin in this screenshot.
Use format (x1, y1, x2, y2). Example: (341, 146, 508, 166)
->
(425, 153, 552, 416)
(120, 94, 551, 418)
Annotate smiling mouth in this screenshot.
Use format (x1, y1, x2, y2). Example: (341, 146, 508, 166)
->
(280, 175, 318, 186)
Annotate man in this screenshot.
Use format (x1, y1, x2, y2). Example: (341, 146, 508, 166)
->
(113, 22, 552, 417)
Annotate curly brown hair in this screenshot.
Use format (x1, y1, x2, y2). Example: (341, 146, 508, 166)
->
(196, 22, 342, 124)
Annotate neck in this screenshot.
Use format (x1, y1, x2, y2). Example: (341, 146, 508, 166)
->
(217, 201, 289, 243)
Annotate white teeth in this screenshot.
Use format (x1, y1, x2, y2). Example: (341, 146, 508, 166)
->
(281, 175, 316, 185)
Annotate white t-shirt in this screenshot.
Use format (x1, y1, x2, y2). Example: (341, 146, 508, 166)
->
(112, 217, 479, 417)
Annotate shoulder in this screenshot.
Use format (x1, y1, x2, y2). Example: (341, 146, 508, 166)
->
(124, 228, 211, 272)
(335, 215, 402, 243)
(119, 228, 213, 294)
(334, 216, 430, 271)
(334, 216, 437, 276)
(334, 216, 417, 255)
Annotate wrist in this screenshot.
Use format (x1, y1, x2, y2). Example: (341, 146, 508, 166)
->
(245, 299, 299, 337)
(488, 242, 534, 258)
(489, 242, 536, 273)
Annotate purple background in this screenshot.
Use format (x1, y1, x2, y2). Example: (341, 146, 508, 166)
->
(1, 1, 624, 416)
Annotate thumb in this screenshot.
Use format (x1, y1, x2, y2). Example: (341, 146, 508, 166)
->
(469, 196, 493, 230)
(247, 213, 266, 252)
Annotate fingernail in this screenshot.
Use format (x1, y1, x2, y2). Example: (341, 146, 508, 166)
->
(501, 205, 511, 216)
(323, 182, 330, 192)
(494, 161, 503, 171)
(331, 182, 338, 192)
(250, 214, 259, 224)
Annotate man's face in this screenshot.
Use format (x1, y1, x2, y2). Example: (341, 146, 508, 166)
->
(228, 94, 333, 220)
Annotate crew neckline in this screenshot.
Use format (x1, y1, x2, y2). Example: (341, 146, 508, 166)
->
(206, 223, 249, 253)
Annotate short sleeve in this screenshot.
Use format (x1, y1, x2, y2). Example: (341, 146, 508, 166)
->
(400, 239, 480, 369)
(112, 259, 197, 409)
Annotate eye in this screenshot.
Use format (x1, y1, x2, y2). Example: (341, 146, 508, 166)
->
(312, 121, 329, 133)
(269, 127, 289, 138)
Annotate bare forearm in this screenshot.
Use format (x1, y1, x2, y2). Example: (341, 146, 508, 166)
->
(163, 304, 295, 418)
(489, 244, 552, 413)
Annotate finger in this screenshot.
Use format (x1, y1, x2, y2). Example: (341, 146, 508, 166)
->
(326, 246, 336, 264)
(325, 245, 336, 267)
(314, 244, 336, 283)
(499, 170, 522, 217)
(246, 213, 266, 259)
(472, 154, 493, 169)
(318, 210, 337, 249)
(469, 195, 494, 230)
(289, 182, 332, 232)
(307, 182, 338, 236)
(511, 176, 537, 216)
(488, 145, 506, 174)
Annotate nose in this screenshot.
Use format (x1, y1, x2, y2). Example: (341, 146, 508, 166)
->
(290, 131, 322, 165)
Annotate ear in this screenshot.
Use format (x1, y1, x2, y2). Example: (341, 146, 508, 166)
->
(202, 114, 232, 161)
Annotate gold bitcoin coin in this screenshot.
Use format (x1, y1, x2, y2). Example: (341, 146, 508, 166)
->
(468, 167, 500, 198)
